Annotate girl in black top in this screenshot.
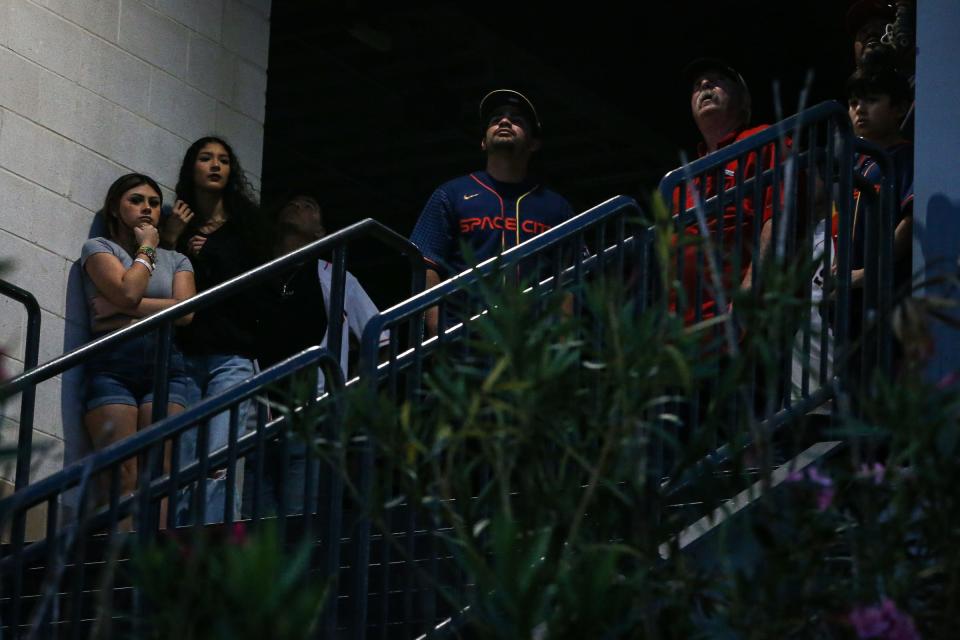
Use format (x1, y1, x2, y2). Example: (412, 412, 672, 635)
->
(162, 136, 265, 522)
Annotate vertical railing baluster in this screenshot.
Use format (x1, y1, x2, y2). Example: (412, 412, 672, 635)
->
(821, 120, 837, 389)
(150, 322, 173, 424)
(69, 479, 91, 640)
(5, 281, 42, 492)
(9, 509, 26, 636)
(167, 432, 180, 530)
(224, 405, 240, 524)
(195, 421, 210, 528)
(41, 494, 60, 633)
(251, 401, 268, 526)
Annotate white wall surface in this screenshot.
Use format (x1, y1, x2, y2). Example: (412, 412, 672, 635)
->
(914, 0, 960, 383)
(0, 0, 272, 494)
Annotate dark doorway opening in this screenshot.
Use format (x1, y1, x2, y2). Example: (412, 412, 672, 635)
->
(262, 1, 852, 308)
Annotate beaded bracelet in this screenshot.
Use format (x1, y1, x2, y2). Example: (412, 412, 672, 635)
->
(137, 245, 157, 266)
(134, 257, 155, 273)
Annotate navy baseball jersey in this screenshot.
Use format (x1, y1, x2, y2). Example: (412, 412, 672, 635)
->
(410, 171, 575, 277)
(850, 142, 914, 266)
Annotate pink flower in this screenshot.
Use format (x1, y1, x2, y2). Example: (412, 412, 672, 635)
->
(857, 463, 887, 485)
(815, 486, 836, 511)
(229, 521, 247, 546)
(848, 598, 920, 639)
(786, 466, 835, 511)
(937, 371, 960, 390)
(804, 466, 833, 488)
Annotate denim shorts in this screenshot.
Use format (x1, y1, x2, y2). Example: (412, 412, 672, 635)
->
(85, 334, 193, 411)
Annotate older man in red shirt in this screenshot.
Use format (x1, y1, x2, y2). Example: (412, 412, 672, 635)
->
(672, 58, 778, 326)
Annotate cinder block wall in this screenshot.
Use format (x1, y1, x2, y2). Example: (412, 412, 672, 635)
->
(0, 0, 272, 512)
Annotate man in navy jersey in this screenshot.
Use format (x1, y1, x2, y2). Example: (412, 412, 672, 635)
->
(410, 89, 574, 335)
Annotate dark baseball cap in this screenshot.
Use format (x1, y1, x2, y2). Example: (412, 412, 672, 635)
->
(479, 89, 542, 136)
(846, 0, 897, 35)
(682, 57, 750, 97)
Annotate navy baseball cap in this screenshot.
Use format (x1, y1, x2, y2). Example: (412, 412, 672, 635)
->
(479, 89, 542, 136)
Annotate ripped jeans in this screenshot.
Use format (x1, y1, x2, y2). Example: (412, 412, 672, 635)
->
(177, 353, 256, 525)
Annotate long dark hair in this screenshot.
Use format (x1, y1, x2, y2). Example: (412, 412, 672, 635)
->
(174, 136, 263, 254)
(102, 173, 163, 241)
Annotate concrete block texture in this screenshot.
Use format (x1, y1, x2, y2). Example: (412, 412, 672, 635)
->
(0, 166, 94, 260)
(215, 102, 263, 178)
(148, 67, 217, 142)
(36, 309, 67, 368)
(0, 48, 41, 117)
(68, 146, 126, 213)
(195, 0, 226, 42)
(0, 297, 28, 362)
(119, 0, 190, 77)
(35, 69, 80, 143)
(0, 229, 69, 316)
(0, 417, 65, 483)
(137, 0, 225, 41)
(187, 32, 236, 103)
(222, 0, 270, 68)
(0, 166, 40, 257)
(148, 0, 195, 28)
(36, 0, 121, 42)
(0, 474, 50, 541)
(0, 110, 76, 196)
(233, 57, 267, 123)
(4, 373, 66, 441)
(79, 33, 153, 117)
(35, 189, 94, 262)
(111, 108, 185, 187)
(37, 70, 130, 165)
(238, 0, 270, 19)
(0, 0, 272, 488)
(7, 0, 84, 80)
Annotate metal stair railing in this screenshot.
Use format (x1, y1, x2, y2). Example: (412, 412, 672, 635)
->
(851, 137, 899, 394)
(347, 101, 902, 639)
(0, 217, 421, 639)
(0, 100, 905, 640)
(0, 280, 42, 492)
(656, 100, 900, 429)
(655, 100, 899, 485)
(351, 194, 652, 639)
(358, 194, 653, 381)
(0, 218, 425, 490)
(412, 108, 903, 637)
(0, 346, 344, 638)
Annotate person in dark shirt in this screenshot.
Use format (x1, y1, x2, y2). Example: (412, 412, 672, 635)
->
(256, 193, 328, 374)
(247, 192, 386, 517)
(409, 89, 574, 335)
(161, 135, 265, 523)
(839, 68, 914, 309)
